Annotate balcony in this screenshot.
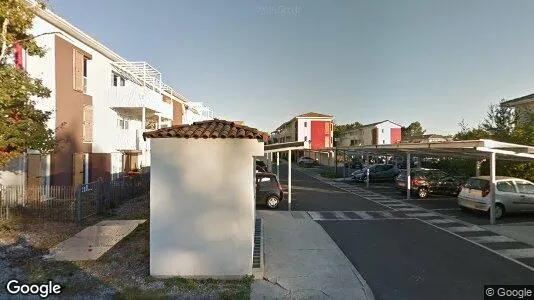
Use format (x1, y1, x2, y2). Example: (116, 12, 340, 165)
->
(108, 85, 173, 120)
(116, 129, 141, 151)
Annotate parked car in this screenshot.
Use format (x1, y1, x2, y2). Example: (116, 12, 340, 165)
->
(256, 172, 284, 209)
(457, 176, 534, 219)
(256, 159, 267, 169)
(256, 165, 267, 173)
(345, 158, 364, 170)
(297, 156, 316, 167)
(395, 168, 463, 199)
(351, 164, 400, 182)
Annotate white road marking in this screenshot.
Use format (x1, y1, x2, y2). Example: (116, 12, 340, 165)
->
(497, 249, 534, 259)
(378, 211, 395, 218)
(307, 211, 324, 220)
(406, 212, 439, 218)
(468, 236, 517, 243)
(333, 211, 350, 220)
(396, 207, 424, 212)
(354, 211, 373, 219)
(426, 219, 455, 224)
(447, 226, 486, 233)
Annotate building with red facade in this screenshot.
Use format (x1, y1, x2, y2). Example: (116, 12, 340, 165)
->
(270, 112, 334, 150)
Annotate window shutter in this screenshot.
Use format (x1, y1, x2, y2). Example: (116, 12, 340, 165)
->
(83, 105, 93, 143)
(73, 50, 84, 92)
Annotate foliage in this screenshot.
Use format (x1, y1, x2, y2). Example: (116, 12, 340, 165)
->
(454, 100, 534, 181)
(333, 121, 363, 140)
(0, 0, 55, 167)
(402, 121, 426, 140)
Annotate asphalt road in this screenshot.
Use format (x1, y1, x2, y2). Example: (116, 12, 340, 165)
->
(349, 181, 534, 225)
(320, 219, 534, 300)
(260, 162, 534, 300)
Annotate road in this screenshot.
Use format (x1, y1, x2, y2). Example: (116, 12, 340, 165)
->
(260, 162, 534, 300)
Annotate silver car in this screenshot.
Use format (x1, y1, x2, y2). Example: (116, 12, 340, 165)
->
(458, 176, 534, 219)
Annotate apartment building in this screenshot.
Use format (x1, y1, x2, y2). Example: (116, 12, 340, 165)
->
(271, 112, 334, 150)
(183, 102, 214, 124)
(0, 2, 210, 188)
(503, 94, 534, 124)
(339, 120, 402, 147)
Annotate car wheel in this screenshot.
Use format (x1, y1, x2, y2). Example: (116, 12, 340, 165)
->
(417, 187, 428, 199)
(493, 204, 505, 220)
(266, 196, 280, 209)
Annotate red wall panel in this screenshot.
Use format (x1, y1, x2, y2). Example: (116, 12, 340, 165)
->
(391, 128, 402, 144)
(311, 121, 326, 150)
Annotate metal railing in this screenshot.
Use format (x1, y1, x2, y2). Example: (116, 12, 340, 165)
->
(0, 172, 150, 223)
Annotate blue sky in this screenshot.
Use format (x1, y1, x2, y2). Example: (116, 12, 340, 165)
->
(48, 0, 534, 134)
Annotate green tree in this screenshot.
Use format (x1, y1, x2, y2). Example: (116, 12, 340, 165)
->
(0, 0, 55, 167)
(402, 121, 426, 140)
(333, 121, 363, 140)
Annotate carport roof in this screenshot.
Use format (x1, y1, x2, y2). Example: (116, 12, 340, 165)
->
(335, 139, 534, 161)
(142, 119, 268, 142)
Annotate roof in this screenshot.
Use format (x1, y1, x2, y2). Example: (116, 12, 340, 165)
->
(502, 94, 534, 107)
(471, 176, 521, 181)
(296, 112, 333, 118)
(361, 120, 403, 128)
(142, 119, 268, 142)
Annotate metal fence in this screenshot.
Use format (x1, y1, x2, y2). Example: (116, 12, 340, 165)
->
(0, 172, 150, 223)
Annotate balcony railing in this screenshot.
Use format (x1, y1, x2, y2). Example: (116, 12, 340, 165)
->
(108, 85, 173, 119)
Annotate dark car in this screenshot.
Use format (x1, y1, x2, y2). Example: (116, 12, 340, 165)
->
(256, 172, 284, 209)
(395, 168, 463, 199)
(351, 164, 400, 182)
(345, 158, 364, 170)
(256, 159, 267, 169)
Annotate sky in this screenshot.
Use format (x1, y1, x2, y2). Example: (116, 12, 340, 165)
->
(47, 0, 534, 134)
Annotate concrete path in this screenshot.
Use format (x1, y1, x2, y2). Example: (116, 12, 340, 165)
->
(44, 219, 146, 261)
(251, 210, 373, 300)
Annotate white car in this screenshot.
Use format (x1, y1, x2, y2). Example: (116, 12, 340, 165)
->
(457, 176, 534, 219)
(297, 156, 316, 166)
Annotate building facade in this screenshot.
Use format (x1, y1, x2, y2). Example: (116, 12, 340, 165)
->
(271, 112, 334, 150)
(183, 102, 214, 124)
(0, 2, 211, 188)
(502, 94, 534, 124)
(339, 120, 402, 147)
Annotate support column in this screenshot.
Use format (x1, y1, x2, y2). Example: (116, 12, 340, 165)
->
(476, 159, 484, 177)
(276, 152, 280, 180)
(157, 115, 161, 130)
(141, 107, 146, 166)
(288, 150, 292, 211)
(489, 152, 496, 225)
(406, 152, 411, 200)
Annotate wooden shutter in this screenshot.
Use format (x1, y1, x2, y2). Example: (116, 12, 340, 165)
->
(73, 49, 84, 92)
(83, 105, 93, 143)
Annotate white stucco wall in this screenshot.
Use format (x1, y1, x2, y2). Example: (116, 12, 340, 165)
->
(376, 121, 401, 145)
(149, 138, 264, 277)
(0, 157, 25, 186)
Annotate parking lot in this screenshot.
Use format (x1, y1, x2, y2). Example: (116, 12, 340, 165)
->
(348, 181, 534, 225)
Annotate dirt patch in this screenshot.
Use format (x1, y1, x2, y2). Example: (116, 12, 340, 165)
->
(0, 196, 251, 299)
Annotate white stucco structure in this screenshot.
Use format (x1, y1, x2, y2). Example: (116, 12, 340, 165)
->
(149, 138, 264, 277)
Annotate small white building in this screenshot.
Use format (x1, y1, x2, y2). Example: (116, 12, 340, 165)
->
(143, 119, 266, 278)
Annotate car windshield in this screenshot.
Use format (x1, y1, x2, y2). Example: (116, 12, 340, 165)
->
(464, 178, 490, 190)
(516, 181, 534, 194)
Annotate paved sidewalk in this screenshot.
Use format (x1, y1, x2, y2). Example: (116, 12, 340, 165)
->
(251, 210, 373, 300)
(44, 219, 146, 261)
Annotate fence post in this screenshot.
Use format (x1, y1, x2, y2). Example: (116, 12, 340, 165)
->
(76, 186, 83, 225)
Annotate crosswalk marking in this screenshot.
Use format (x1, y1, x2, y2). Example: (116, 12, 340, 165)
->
(333, 211, 350, 220)
(497, 249, 534, 259)
(426, 219, 455, 224)
(353, 211, 373, 220)
(307, 211, 324, 220)
(447, 226, 486, 233)
(378, 211, 394, 218)
(406, 212, 439, 218)
(396, 207, 424, 212)
(468, 236, 517, 243)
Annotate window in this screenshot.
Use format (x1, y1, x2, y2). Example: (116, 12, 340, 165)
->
(304, 121, 307, 128)
(497, 181, 516, 193)
(73, 49, 89, 93)
(117, 117, 129, 130)
(82, 105, 93, 143)
(381, 129, 384, 133)
(304, 136, 307, 141)
(516, 181, 534, 194)
(383, 140, 386, 144)
(120, 77, 125, 86)
(112, 74, 126, 86)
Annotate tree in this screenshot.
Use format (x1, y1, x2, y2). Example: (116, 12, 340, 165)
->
(333, 121, 363, 140)
(402, 121, 426, 140)
(0, 0, 55, 167)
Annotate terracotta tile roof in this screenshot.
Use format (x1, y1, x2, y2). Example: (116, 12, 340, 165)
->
(142, 119, 268, 142)
(296, 112, 333, 118)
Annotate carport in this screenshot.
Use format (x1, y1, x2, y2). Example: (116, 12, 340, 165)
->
(338, 139, 534, 224)
(264, 141, 306, 211)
